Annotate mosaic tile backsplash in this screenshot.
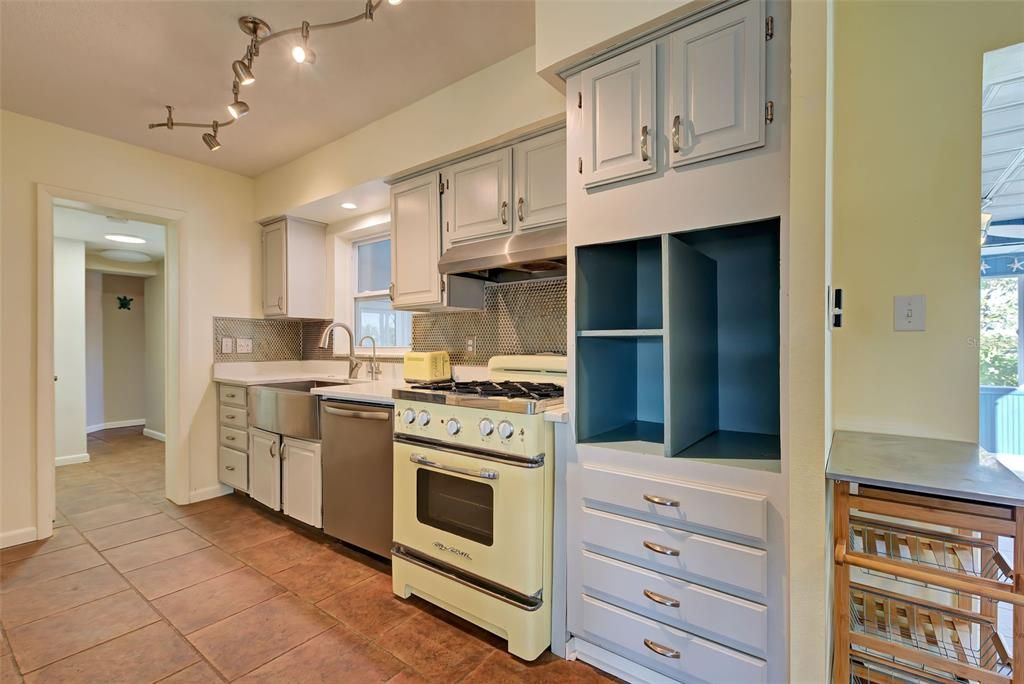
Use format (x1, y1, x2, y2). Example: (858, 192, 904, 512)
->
(213, 277, 567, 366)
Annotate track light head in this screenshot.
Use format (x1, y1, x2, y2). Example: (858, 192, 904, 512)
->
(203, 121, 221, 151)
(232, 59, 255, 85)
(227, 100, 249, 119)
(292, 21, 316, 64)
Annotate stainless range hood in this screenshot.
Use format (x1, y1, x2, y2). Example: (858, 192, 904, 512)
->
(437, 225, 566, 278)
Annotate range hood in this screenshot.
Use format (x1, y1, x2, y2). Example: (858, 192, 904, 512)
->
(437, 225, 566, 278)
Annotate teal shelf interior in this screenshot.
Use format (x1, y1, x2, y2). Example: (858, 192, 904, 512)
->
(577, 237, 662, 332)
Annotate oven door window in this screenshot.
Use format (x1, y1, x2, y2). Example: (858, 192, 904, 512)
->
(416, 469, 494, 547)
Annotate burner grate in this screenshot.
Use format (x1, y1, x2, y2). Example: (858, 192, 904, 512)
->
(409, 380, 564, 400)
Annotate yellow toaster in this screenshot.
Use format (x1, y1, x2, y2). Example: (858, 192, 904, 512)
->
(403, 351, 452, 383)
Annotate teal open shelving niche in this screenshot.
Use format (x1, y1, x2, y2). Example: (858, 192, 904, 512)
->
(576, 219, 780, 461)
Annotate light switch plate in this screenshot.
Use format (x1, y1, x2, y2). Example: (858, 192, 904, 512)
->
(221, 337, 234, 353)
(894, 295, 926, 331)
(237, 338, 253, 353)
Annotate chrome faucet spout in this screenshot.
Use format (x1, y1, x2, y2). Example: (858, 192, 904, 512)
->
(317, 322, 362, 378)
(359, 336, 381, 379)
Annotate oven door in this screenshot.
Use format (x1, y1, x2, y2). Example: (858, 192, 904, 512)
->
(393, 438, 546, 596)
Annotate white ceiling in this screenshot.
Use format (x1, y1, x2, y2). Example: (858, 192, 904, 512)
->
(53, 205, 166, 259)
(291, 178, 391, 225)
(0, 1, 534, 177)
(983, 42, 1024, 224)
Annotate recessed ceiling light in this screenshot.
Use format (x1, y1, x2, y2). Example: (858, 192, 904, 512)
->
(105, 234, 147, 244)
(100, 249, 152, 263)
(389, 0, 402, 5)
(341, 202, 358, 210)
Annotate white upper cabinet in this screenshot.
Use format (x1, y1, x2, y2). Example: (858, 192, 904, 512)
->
(282, 437, 322, 528)
(442, 148, 513, 247)
(580, 43, 657, 189)
(513, 129, 567, 231)
(668, 0, 766, 167)
(391, 173, 443, 309)
(260, 216, 327, 318)
(248, 427, 281, 511)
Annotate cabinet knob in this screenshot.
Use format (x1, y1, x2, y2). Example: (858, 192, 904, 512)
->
(225, 465, 236, 471)
(517, 197, 525, 222)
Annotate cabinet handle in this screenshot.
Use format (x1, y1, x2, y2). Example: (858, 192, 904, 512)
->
(225, 436, 236, 441)
(388, 282, 394, 302)
(643, 540, 680, 557)
(277, 295, 283, 310)
(225, 414, 236, 420)
(643, 494, 680, 507)
(517, 197, 525, 222)
(643, 639, 681, 659)
(500, 201, 508, 225)
(225, 392, 236, 398)
(640, 124, 650, 162)
(270, 443, 277, 458)
(671, 115, 681, 154)
(225, 465, 236, 471)
(643, 589, 680, 608)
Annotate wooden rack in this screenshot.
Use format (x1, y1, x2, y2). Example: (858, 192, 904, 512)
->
(833, 481, 1024, 684)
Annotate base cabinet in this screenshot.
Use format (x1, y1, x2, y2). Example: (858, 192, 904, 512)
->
(282, 437, 322, 528)
(248, 427, 281, 511)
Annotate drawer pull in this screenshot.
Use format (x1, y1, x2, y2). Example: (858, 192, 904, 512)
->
(643, 639, 680, 659)
(643, 589, 680, 608)
(643, 494, 680, 507)
(643, 540, 680, 557)
(225, 392, 237, 398)
(225, 436, 236, 441)
(224, 465, 236, 471)
(225, 414, 236, 420)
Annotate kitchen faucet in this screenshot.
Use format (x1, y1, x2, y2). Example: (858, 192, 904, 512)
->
(359, 336, 382, 379)
(317, 322, 362, 379)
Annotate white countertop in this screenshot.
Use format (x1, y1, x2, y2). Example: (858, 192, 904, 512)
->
(213, 361, 404, 406)
(826, 430, 1024, 506)
(311, 380, 406, 406)
(544, 406, 568, 423)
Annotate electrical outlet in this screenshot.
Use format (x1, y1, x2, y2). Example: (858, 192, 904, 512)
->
(894, 295, 926, 332)
(221, 337, 234, 354)
(237, 338, 253, 353)
(465, 335, 477, 354)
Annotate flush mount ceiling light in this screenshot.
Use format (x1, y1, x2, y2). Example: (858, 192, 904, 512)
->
(148, 0, 395, 151)
(341, 202, 358, 210)
(100, 249, 152, 263)
(104, 234, 147, 244)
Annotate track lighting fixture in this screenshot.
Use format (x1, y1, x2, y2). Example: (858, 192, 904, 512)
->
(148, 0, 396, 152)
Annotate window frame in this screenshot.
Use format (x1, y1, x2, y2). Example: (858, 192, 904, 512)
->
(350, 234, 412, 355)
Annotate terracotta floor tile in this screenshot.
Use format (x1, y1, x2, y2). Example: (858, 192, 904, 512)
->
(157, 661, 223, 683)
(7, 590, 158, 672)
(272, 549, 376, 602)
(1, 654, 21, 684)
(188, 593, 335, 680)
(200, 517, 290, 554)
(0, 546, 105, 594)
(103, 529, 210, 572)
(0, 629, 9, 656)
(155, 496, 242, 521)
(177, 506, 263, 537)
(385, 670, 427, 684)
(51, 512, 69, 529)
(316, 574, 416, 640)
(238, 624, 402, 684)
(0, 528, 86, 565)
(66, 499, 160, 531)
(153, 567, 283, 635)
(0, 565, 128, 629)
(375, 610, 494, 682)
(83, 514, 183, 550)
(124, 547, 242, 600)
(234, 533, 327, 576)
(56, 488, 138, 516)
(462, 650, 615, 683)
(22, 622, 198, 684)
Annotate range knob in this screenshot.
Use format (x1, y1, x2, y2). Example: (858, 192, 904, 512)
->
(479, 418, 495, 437)
(402, 408, 416, 425)
(417, 410, 431, 427)
(497, 420, 515, 440)
(447, 418, 462, 436)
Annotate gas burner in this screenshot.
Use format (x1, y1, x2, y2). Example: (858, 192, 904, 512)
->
(408, 380, 564, 401)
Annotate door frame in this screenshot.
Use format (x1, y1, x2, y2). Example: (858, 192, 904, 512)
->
(36, 184, 188, 541)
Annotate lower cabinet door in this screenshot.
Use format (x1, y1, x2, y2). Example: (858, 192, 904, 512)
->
(248, 428, 281, 511)
(282, 437, 322, 528)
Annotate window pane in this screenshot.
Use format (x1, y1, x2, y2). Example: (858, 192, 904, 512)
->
(356, 240, 391, 293)
(980, 276, 1019, 387)
(355, 296, 412, 348)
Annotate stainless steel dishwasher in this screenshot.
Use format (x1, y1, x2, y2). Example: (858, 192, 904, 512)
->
(320, 399, 394, 558)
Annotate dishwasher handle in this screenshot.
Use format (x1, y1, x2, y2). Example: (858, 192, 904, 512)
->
(323, 405, 391, 421)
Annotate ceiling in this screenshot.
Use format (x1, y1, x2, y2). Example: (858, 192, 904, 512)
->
(290, 179, 390, 225)
(0, 1, 534, 177)
(982, 42, 1024, 225)
(53, 205, 166, 260)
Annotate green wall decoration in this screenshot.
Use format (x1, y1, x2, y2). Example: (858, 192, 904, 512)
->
(117, 296, 133, 310)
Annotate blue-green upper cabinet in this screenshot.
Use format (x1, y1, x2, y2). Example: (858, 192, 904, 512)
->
(579, 43, 657, 189)
(667, 0, 767, 167)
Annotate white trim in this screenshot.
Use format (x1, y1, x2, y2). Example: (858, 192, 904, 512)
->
(87, 419, 146, 433)
(56, 453, 90, 467)
(0, 527, 39, 549)
(190, 484, 232, 503)
(143, 428, 166, 442)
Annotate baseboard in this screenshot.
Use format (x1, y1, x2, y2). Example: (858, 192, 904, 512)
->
(142, 428, 166, 442)
(87, 419, 146, 433)
(574, 638, 676, 684)
(56, 452, 90, 467)
(0, 526, 38, 549)
(190, 484, 232, 503)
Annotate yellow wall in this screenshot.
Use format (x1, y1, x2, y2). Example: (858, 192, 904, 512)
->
(254, 47, 563, 220)
(832, 0, 1024, 442)
(0, 110, 257, 542)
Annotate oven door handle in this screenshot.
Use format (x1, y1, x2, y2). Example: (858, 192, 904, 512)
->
(410, 453, 499, 481)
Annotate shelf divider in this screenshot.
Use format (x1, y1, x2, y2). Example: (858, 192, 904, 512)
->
(576, 329, 663, 338)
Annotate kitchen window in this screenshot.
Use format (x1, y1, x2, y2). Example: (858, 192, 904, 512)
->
(353, 237, 412, 350)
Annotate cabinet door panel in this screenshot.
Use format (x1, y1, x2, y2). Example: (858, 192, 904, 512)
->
(514, 130, 566, 231)
(248, 428, 281, 511)
(391, 173, 442, 308)
(580, 44, 656, 188)
(261, 220, 287, 316)
(443, 148, 512, 247)
(282, 438, 322, 528)
(668, 0, 765, 166)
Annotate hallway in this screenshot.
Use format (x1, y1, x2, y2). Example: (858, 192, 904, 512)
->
(1, 429, 610, 683)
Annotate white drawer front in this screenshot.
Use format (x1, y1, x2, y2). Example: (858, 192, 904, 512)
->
(219, 425, 247, 450)
(582, 595, 767, 684)
(582, 551, 767, 658)
(218, 446, 248, 491)
(583, 465, 767, 543)
(219, 384, 247, 408)
(219, 405, 247, 429)
(583, 508, 767, 601)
